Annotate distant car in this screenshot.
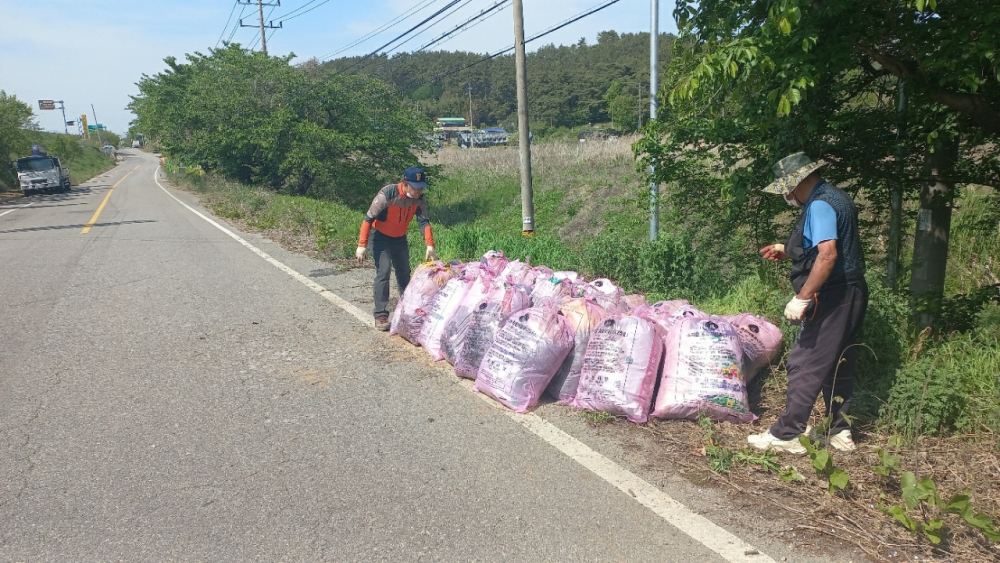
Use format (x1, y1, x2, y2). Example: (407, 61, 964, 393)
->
(131, 140, 141, 148)
(578, 128, 622, 142)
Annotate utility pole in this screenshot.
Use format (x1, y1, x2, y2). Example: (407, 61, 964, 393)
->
(239, 0, 282, 55)
(649, 0, 660, 241)
(91, 104, 103, 145)
(468, 83, 475, 148)
(57, 101, 68, 134)
(512, 0, 534, 235)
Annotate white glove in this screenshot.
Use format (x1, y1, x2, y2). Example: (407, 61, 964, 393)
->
(425, 246, 437, 262)
(355, 246, 368, 265)
(784, 296, 812, 321)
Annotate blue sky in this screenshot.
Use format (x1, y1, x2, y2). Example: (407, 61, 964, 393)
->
(0, 1, 677, 135)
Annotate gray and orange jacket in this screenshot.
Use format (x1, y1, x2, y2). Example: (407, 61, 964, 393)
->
(358, 183, 434, 247)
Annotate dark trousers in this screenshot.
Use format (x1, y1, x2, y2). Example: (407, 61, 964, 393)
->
(372, 231, 411, 318)
(770, 280, 869, 440)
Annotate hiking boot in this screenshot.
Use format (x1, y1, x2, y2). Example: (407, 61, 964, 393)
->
(816, 429, 857, 452)
(375, 315, 390, 331)
(747, 430, 807, 455)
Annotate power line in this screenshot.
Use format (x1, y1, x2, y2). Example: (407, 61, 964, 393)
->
(273, 0, 331, 23)
(216, 1, 241, 47)
(400, 0, 626, 90)
(334, 0, 465, 71)
(379, 0, 475, 55)
(317, 0, 440, 62)
(412, 0, 508, 53)
(227, 4, 249, 43)
(373, 0, 510, 80)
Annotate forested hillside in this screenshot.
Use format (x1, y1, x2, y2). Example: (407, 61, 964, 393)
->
(322, 31, 674, 131)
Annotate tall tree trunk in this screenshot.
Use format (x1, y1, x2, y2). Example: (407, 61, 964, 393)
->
(909, 136, 959, 330)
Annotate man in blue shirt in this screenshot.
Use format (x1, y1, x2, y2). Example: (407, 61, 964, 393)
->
(749, 153, 869, 455)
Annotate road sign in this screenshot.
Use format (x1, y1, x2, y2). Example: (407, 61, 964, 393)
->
(38, 100, 56, 110)
(97, 124, 105, 130)
(66, 120, 75, 126)
(87, 125, 97, 131)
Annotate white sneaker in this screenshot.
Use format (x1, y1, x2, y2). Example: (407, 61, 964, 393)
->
(747, 431, 807, 455)
(817, 429, 857, 452)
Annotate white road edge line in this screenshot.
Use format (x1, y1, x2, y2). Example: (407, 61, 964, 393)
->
(0, 202, 34, 218)
(153, 166, 775, 563)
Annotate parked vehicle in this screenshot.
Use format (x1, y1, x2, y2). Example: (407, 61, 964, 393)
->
(578, 128, 622, 142)
(15, 145, 70, 195)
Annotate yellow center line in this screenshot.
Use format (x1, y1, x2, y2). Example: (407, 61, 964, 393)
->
(82, 166, 139, 234)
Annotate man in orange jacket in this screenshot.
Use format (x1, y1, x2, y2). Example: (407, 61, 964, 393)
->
(356, 167, 437, 331)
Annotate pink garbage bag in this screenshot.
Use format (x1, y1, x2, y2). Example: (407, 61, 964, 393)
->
(390, 261, 455, 343)
(530, 275, 575, 304)
(546, 299, 609, 403)
(480, 250, 510, 276)
(452, 284, 533, 379)
(723, 313, 783, 382)
(498, 259, 538, 288)
(586, 278, 627, 312)
(573, 315, 664, 423)
(651, 316, 757, 424)
(474, 304, 575, 412)
(417, 277, 473, 361)
(622, 294, 650, 312)
(440, 273, 496, 365)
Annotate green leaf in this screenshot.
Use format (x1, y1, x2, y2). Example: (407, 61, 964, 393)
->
(922, 518, 945, 544)
(901, 472, 923, 509)
(779, 17, 791, 35)
(887, 505, 918, 532)
(944, 494, 971, 516)
(788, 88, 801, 104)
(919, 477, 941, 507)
(828, 468, 850, 491)
(779, 465, 804, 482)
(916, 0, 925, 12)
(777, 95, 791, 116)
(810, 448, 830, 472)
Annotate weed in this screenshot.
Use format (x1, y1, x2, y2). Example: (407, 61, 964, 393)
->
(580, 410, 617, 425)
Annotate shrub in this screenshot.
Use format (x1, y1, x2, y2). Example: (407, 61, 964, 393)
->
(883, 323, 1000, 436)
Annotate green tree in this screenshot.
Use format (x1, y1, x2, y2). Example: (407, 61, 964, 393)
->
(129, 45, 431, 204)
(638, 0, 1000, 328)
(0, 90, 37, 189)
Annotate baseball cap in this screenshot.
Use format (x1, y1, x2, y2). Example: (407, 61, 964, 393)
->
(404, 166, 428, 189)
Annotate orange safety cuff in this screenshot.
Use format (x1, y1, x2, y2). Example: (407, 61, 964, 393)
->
(358, 221, 372, 247)
(423, 225, 435, 247)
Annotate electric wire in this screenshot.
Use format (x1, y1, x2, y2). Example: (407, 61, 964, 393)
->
(373, 0, 509, 79)
(400, 0, 626, 90)
(216, 1, 241, 47)
(226, 4, 248, 43)
(412, 0, 508, 53)
(273, 0, 332, 23)
(317, 0, 440, 62)
(376, 0, 475, 55)
(333, 0, 465, 70)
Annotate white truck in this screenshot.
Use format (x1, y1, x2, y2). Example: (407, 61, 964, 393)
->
(15, 145, 70, 195)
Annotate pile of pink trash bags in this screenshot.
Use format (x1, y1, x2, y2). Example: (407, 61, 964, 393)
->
(389, 250, 783, 424)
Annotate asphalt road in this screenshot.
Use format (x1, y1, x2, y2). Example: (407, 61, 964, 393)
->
(0, 150, 864, 562)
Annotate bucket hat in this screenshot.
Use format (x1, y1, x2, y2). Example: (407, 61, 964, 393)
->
(762, 152, 828, 195)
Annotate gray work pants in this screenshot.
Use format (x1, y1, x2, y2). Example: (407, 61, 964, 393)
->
(770, 280, 869, 440)
(372, 231, 410, 318)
